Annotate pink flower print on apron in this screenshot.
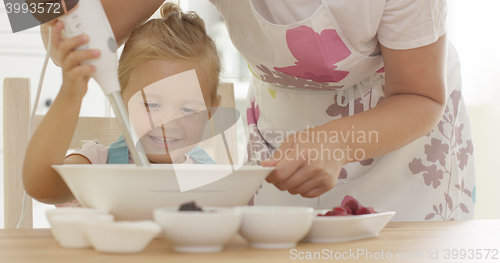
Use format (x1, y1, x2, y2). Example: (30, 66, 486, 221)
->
(274, 26, 351, 84)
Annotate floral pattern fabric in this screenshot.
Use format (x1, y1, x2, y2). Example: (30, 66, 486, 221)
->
(409, 90, 475, 221)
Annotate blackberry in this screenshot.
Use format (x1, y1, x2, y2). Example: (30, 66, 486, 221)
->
(179, 201, 203, 211)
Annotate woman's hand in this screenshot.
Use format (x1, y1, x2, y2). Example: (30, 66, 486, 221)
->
(56, 21, 100, 100)
(262, 126, 348, 198)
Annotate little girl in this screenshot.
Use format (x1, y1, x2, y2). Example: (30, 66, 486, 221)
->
(23, 3, 222, 205)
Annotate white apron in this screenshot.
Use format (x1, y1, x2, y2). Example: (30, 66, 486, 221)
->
(214, 0, 476, 221)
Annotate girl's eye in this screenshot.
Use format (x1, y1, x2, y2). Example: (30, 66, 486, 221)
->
(145, 102, 161, 109)
(181, 107, 197, 114)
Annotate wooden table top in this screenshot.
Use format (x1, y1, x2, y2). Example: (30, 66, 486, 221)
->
(1, 220, 499, 263)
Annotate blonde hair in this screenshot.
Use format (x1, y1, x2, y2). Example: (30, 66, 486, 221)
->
(118, 3, 221, 102)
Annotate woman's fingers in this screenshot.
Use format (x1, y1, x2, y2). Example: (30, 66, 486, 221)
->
(265, 147, 302, 184)
(261, 157, 279, 167)
(274, 166, 309, 191)
(301, 185, 329, 198)
(270, 146, 311, 188)
(274, 164, 317, 191)
(287, 170, 335, 197)
(287, 177, 320, 196)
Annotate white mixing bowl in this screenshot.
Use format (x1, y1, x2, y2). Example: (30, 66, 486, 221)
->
(52, 164, 273, 220)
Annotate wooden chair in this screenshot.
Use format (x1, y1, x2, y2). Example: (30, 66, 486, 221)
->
(3, 78, 235, 228)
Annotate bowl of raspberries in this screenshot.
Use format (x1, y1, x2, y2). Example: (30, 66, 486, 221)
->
(303, 196, 395, 243)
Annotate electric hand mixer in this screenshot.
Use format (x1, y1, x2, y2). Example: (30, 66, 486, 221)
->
(59, 0, 150, 166)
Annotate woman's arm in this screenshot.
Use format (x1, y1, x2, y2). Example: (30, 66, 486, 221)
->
(322, 33, 448, 158)
(41, 0, 165, 66)
(23, 29, 97, 204)
(263, 34, 448, 198)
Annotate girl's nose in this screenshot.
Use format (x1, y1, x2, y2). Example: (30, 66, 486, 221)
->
(160, 118, 181, 130)
(153, 108, 182, 130)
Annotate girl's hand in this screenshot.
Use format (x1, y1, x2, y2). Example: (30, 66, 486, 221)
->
(57, 21, 100, 100)
(261, 126, 348, 198)
(40, 0, 80, 66)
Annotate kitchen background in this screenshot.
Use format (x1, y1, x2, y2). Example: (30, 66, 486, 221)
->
(0, 0, 498, 228)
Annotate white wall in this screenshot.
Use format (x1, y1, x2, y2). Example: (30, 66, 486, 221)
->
(448, 0, 500, 220)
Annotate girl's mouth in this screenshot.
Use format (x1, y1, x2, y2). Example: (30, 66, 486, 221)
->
(148, 135, 181, 149)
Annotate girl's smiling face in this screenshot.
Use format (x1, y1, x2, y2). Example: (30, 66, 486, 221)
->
(122, 59, 218, 163)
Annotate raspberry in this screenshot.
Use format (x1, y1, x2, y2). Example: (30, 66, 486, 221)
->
(340, 195, 355, 207)
(343, 206, 353, 215)
(343, 199, 361, 214)
(333, 206, 346, 213)
(332, 212, 349, 216)
(355, 206, 376, 215)
(324, 210, 335, 216)
(317, 196, 378, 217)
(318, 210, 333, 216)
(319, 207, 349, 216)
(331, 206, 350, 216)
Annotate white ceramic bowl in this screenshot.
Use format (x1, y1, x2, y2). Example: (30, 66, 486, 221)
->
(153, 207, 241, 253)
(52, 164, 273, 220)
(82, 220, 162, 253)
(237, 206, 314, 249)
(302, 210, 396, 243)
(46, 207, 108, 222)
(48, 213, 114, 248)
(46, 207, 109, 245)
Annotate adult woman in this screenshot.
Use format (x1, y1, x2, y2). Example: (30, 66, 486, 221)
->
(41, 0, 475, 221)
